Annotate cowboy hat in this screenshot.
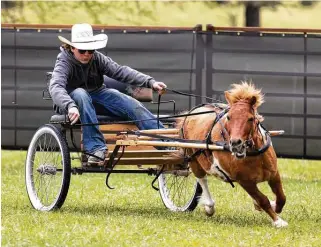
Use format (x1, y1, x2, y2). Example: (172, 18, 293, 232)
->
(58, 23, 108, 50)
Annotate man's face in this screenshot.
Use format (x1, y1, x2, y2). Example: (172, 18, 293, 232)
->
(72, 48, 94, 64)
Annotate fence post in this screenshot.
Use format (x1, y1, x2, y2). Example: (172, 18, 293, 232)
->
(194, 24, 203, 106)
(14, 27, 17, 147)
(303, 32, 307, 157)
(206, 24, 214, 103)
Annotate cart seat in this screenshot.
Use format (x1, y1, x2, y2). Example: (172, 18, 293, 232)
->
(49, 114, 175, 124)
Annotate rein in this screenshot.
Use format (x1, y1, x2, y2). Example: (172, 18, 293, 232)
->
(66, 87, 271, 191)
(55, 108, 219, 127)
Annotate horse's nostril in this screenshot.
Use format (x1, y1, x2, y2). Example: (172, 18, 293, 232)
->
(230, 139, 242, 146)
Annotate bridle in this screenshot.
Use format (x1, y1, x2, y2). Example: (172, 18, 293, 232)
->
(175, 102, 271, 188)
(181, 101, 272, 159)
(220, 101, 258, 154)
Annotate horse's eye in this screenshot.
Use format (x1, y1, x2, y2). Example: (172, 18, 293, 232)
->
(248, 117, 254, 122)
(226, 115, 230, 121)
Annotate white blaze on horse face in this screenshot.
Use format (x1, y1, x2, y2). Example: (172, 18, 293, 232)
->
(227, 106, 254, 157)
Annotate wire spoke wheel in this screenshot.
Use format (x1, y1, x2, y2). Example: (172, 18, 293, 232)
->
(25, 124, 70, 211)
(158, 166, 202, 212)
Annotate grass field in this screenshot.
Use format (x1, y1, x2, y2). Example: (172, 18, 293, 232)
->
(1, 150, 321, 247)
(2, 1, 321, 246)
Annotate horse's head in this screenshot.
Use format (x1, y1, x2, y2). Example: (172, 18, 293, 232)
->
(223, 82, 264, 159)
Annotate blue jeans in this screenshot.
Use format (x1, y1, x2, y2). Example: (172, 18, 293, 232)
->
(69, 86, 164, 154)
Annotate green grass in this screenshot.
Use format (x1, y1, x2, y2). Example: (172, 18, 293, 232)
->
(2, 2, 321, 245)
(1, 150, 321, 247)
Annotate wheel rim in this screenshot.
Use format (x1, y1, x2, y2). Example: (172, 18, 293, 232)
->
(26, 126, 68, 211)
(158, 168, 200, 211)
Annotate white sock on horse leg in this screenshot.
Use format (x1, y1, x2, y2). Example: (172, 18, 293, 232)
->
(272, 216, 288, 228)
(197, 177, 215, 216)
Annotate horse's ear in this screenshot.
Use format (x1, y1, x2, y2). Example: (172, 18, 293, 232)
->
(250, 96, 257, 107)
(225, 91, 233, 105)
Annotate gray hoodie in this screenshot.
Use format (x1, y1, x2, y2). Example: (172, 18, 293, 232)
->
(49, 46, 156, 112)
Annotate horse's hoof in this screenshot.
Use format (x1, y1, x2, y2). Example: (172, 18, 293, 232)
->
(272, 217, 288, 228)
(204, 205, 215, 216)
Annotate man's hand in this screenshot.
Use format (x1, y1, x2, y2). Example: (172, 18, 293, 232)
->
(68, 107, 80, 125)
(152, 81, 167, 93)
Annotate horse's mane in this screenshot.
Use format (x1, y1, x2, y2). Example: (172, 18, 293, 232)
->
(176, 82, 265, 130)
(227, 81, 264, 109)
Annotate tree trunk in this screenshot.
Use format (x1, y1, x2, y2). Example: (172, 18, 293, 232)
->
(1, 1, 16, 9)
(245, 2, 260, 27)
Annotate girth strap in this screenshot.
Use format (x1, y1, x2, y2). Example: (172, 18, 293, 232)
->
(185, 149, 235, 188)
(215, 165, 235, 188)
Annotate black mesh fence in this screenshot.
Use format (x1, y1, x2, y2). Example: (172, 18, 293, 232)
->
(1, 26, 201, 148)
(205, 26, 321, 159)
(1, 24, 321, 159)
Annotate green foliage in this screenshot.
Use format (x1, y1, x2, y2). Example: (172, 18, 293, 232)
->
(1, 1, 26, 23)
(2, 150, 321, 247)
(1, 1, 157, 25)
(1, 1, 321, 28)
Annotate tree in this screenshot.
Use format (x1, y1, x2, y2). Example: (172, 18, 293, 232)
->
(244, 1, 261, 27)
(244, 1, 317, 27)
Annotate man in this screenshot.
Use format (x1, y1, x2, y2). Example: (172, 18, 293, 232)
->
(49, 23, 167, 165)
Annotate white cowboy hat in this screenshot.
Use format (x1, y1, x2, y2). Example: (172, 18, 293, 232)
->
(58, 23, 108, 50)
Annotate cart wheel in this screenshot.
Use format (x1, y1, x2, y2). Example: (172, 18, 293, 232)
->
(158, 165, 202, 212)
(25, 124, 71, 211)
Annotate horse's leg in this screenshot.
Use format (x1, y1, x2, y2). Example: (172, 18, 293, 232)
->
(189, 161, 215, 216)
(197, 176, 215, 216)
(239, 181, 288, 228)
(253, 199, 276, 212)
(268, 171, 286, 214)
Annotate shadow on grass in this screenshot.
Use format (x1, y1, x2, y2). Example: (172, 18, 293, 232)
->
(60, 203, 272, 228)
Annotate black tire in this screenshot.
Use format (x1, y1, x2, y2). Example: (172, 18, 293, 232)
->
(158, 166, 202, 212)
(25, 124, 71, 211)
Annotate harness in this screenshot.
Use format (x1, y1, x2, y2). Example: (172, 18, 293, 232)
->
(180, 103, 272, 188)
(104, 102, 271, 189)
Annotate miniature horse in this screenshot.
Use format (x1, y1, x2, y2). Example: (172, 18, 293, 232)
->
(177, 82, 288, 228)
